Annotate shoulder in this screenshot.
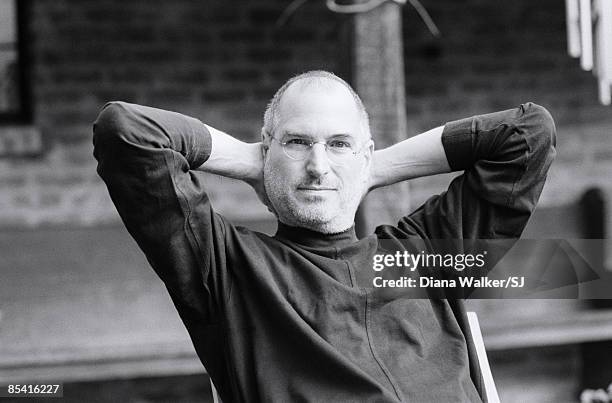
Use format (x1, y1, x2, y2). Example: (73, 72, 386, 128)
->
(374, 220, 427, 240)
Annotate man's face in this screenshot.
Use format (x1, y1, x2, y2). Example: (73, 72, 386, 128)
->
(263, 81, 373, 234)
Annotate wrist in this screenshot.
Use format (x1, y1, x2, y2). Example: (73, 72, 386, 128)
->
(200, 126, 263, 182)
(369, 149, 390, 190)
(370, 148, 396, 190)
(244, 142, 264, 183)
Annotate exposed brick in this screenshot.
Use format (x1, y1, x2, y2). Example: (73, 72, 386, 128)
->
(39, 192, 62, 207)
(460, 77, 496, 92)
(0, 173, 26, 187)
(50, 69, 104, 85)
(206, 8, 244, 25)
(44, 124, 98, 144)
(56, 25, 158, 44)
(159, 27, 212, 44)
(34, 171, 86, 187)
(220, 28, 267, 42)
(406, 80, 449, 97)
(593, 149, 612, 163)
(470, 60, 510, 75)
(115, 47, 181, 64)
(0, 126, 43, 157)
(108, 69, 155, 84)
(230, 125, 262, 142)
(144, 89, 195, 107)
(202, 89, 247, 103)
(247, 48, 291, 63)
(252, 86, 282, 102)
(82, 7, 141, 24)
(167, 69, 209, 85)
(248, 7, 281, 24)
(222, 69, 261, 82)
(115, 27, 158, 43)
(12, 193, 32, 208)
(194, 47, 235, 64)
(273, 29, 316, 43)
(92, 90, 139, 104)
(518, 57, 560, 73)
(58, 142, 97, 166)
(0, 0, 607, 247)
(221, 104, 265, 122)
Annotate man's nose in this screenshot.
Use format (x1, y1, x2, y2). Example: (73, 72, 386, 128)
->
(305, 143, 330, 177)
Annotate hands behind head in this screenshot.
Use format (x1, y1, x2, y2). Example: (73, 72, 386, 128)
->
(245, 142, 277, 217)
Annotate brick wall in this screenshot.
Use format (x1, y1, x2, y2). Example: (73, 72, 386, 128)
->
(0, 0, 610, 227)
(1, 0, 610, 228)
(401, 0, 612, 213)
(0, 0, 343, 226)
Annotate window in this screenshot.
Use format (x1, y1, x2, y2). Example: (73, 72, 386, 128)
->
(0, 0, 29, 123)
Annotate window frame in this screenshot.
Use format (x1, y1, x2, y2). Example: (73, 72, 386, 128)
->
(0, 0, 31, 124)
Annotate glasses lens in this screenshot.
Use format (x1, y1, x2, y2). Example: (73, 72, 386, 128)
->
(282, 138, 311, 160)
(279, 137, 361, 164)
(326, 140, 356, 164)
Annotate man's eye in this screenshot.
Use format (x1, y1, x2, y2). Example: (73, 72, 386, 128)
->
(286, 138, 311, 146)
(329, 140, 352, 149)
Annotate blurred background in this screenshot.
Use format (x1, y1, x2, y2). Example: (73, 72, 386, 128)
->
(0, 0, 611, 402)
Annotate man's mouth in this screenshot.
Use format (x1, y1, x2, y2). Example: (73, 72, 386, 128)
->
(297, 186, 337, 191)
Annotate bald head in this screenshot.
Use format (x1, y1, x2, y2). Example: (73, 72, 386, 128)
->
(262, 71, 371, 141)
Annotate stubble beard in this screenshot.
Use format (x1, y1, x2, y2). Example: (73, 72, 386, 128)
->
(263, 164, 359, 234)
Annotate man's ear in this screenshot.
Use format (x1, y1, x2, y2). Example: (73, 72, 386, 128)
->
(361, 139, 375, 195)
(261, 128, 270, 158)
(364, 139, 375, 167)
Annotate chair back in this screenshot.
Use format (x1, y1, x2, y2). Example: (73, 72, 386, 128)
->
(467, 312, 500, 403)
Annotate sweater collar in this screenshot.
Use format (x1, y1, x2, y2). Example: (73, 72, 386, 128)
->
(274, 221, 359, 249)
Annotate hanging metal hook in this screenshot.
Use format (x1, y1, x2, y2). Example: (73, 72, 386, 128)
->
(327, 0, 439, 37)
(276, 0, 311, 29)
(405, 0, 440, 37)
(276, 0, 440, 38)
(325, 0, 403, 14)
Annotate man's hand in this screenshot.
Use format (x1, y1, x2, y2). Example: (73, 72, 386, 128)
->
(198, 129, 277, 215)
(243, 144, 277, 216)
(367, 149, 386, 193)
(200, 123, 450, 212)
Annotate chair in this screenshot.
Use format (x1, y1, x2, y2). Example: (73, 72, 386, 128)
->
(467, 311, 500, 403)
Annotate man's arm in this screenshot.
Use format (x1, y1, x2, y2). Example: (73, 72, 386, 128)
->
(374, 102, 556, 239)
(369, 125, 450, 191)
(196, 126, 273, 211)
(93, 101, 231, 322)
(198, 125, 262, 181)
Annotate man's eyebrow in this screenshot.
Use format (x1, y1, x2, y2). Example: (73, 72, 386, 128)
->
(281, 131, 310, 137)
(280, 132, 358, 141)
(282, 132, 355, 137)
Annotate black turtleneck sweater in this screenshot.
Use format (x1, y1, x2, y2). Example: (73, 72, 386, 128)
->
(93, 102, 555, 403)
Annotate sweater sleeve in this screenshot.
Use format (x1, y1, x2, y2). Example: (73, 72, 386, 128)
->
(403, 102, 556, 239)
(93, 101, 224, 323)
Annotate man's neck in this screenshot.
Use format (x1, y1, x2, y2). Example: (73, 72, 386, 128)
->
(275, 221, 358, 248)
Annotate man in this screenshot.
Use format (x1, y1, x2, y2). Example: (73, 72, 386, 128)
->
(93, 70, 556, 402)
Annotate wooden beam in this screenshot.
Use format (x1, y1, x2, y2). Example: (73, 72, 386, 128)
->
(351, 2, 411, 236)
